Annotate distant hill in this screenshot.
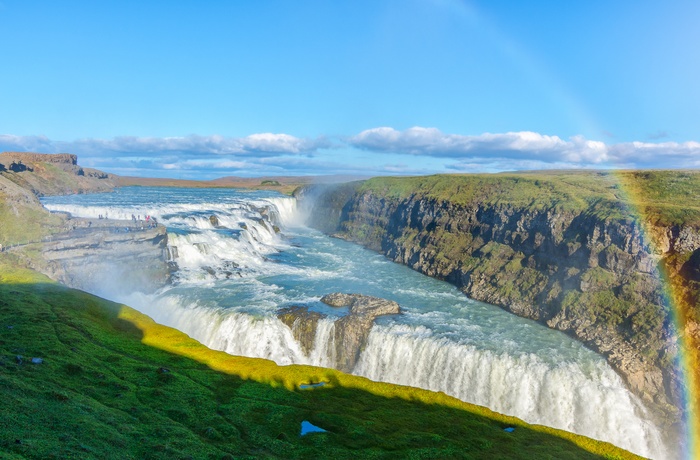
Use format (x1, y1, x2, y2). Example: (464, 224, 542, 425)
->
(116, 174, 368, 195)
(115, 175, 311, 195)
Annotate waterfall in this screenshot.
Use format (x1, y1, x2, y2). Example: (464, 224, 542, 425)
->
(42, 187, 670, 460)
(355, 324, 663, 458)
(127, 292, 664, 460)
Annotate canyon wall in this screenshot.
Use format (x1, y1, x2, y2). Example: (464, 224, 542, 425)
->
(298, 172, 700, 426)
(37, 220, 169, 294)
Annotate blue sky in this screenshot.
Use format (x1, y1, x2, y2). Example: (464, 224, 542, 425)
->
(1, 0, 698, 178)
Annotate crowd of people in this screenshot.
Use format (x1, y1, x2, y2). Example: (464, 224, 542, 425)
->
(131, 214, 158, 228)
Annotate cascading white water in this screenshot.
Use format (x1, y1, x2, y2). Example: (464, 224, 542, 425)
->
(126, 292, 665, 459)
(42, 186, 671, 460)
(355, 324, 663, 457)
(266, 196, 303, 227)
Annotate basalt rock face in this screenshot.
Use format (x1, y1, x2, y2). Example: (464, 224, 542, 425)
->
(299, 179, 700, 427)
(37, 219, 169, 294)
(0, 152, 78, 165)
(277, 293, 400, 372)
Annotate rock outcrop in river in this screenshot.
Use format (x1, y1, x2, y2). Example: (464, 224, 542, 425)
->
(297, 172, 700, 429)
(278, 293, 401, 372)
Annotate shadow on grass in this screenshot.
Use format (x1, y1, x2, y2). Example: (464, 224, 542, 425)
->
(0, 275, 641, 459)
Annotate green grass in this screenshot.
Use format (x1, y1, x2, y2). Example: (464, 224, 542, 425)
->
(356, 170, 700, 227)
(0, 260, 639, 459)
(618, 170, 700, 226)
(357, 172, 628, 218)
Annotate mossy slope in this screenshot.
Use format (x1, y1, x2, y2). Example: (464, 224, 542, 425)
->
(0, 260, 637, 459)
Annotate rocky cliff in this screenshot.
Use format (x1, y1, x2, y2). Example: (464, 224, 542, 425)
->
(0, 151, 115, 196)
(0, 152, 169, 293)
(36, 219, 169, 294)
(0, 151, 78, 165)
(298, 172, 700, 428)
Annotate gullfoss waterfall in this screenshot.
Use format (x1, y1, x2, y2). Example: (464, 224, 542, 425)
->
(43, 187, 666, 459)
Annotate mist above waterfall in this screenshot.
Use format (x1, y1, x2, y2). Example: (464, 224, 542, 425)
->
(42, 187, 670, 459)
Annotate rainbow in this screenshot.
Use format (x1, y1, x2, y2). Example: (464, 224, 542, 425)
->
(614, 170, 698, 460)
(414, 2, 698, 456)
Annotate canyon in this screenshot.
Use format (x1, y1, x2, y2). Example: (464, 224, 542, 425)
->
(297, 172, 700, 430)
(2, 151, 695, 457)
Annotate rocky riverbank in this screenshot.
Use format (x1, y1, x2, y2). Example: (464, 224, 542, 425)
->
(296, 172, 700, 431)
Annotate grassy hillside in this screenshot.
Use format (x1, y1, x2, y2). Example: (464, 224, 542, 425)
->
(358, 172, 624, 217)
(0, 259, 638, 459)
(0, 162, 114, 197)
(619, 170, 700, 226)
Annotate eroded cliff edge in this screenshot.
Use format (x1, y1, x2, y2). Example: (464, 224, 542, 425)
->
(0, 152, 169, 293)
(297, 172, 700, 428)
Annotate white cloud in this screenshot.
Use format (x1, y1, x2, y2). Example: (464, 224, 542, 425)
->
(0, 133, 327, 158)
(73, 133, 327, 156)
(350, 126, 700, 169)
(2, 129, 699, 177)
(350, 127, 610, 163)
(241, 133, 319, 154)
(177, 159, 255, 170)
(608, 141, 700, 166)
(0, 134, 62, 153)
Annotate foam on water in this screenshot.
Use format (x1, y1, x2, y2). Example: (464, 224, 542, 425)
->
(42, 187, 670, 459)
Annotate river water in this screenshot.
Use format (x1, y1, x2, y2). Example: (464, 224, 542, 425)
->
(42, 186, 667, 459)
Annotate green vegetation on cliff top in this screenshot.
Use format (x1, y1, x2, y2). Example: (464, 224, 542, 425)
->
(358, 170, 700, 226)
(0, 259, 637, 459)
(619, 170, 700, 226)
